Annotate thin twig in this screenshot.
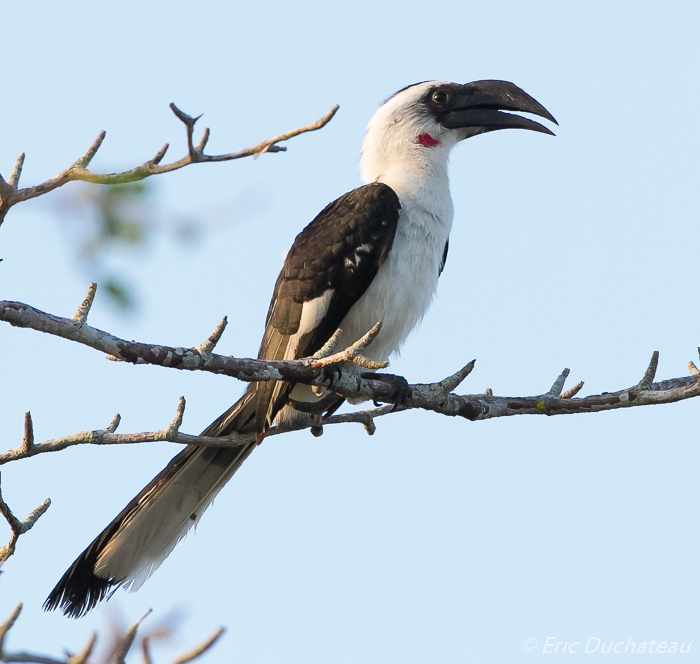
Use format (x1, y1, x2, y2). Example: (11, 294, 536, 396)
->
(112, 610, 152, 664)
(0, 104, 338, 225)
(170, 628, 225, 664)
(0, 474, 51, 565)
(0, 399, 250, 466)
(0, 604, 22, 653)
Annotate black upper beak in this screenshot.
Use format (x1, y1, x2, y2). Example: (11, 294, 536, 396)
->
(439, 80, 557, 136)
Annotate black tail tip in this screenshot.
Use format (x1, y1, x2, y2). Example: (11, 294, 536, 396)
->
(44, 566, 116, 618)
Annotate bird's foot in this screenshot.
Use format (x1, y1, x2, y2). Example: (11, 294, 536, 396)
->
(311, 413, 324, 437)
(318, 365, 343, 391)
(362, 372, 409, 411)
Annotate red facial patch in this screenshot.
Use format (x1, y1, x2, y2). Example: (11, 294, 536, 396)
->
(417, 132, 440, 147)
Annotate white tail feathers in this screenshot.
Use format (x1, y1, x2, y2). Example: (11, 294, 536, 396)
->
(95, 442, 255, 590)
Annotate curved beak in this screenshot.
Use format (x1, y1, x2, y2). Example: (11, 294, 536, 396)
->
(440, 80, 557, 136)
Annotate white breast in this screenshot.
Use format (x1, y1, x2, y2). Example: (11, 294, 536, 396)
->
(336, 189, 453, 363)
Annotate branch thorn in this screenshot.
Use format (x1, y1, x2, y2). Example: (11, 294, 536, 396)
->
(106, 354, 125, 362)
(68, 632, 97, 664)
(548, 368, 570, 396)
(560, 381, 585, 399)
(439, 360, 476, 393)
(171, 627, 225, 664)
(151, 143, 169, 165)
(21, 412, 34, 455)
(165, 397, 186, 438)
(637, 351, 659, 390)
(7, 154, 25, 189)
(106, 413, 121, 433)
(169, 103, 198, 127)
(194, 317, 227, 359)
(73, 131, 106, 169)
(113, 609, 152, 664)
(72, 283, 97, 326)
(195, 127, 210, 153)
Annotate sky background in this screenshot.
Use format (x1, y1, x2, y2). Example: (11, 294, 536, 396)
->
(1, 0, 699, 661)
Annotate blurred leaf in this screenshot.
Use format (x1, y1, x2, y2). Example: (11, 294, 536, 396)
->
(102, 216, 144, 244)
(103, 277, 135, 310)
(94, 183, 150, 250)
(50, 179, 263, 315)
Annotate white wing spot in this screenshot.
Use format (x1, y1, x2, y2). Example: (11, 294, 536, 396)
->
(297, 289, 334, 335)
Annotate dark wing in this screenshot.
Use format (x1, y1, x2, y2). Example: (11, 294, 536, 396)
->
(253, 182, 400, 432)
(43, 185, 398, 618)
(439, 239, 449, 277)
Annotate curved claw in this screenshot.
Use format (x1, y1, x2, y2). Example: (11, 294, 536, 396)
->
(362, 372, 409, 410)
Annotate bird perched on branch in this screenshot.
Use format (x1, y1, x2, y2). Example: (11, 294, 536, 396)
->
(45, 79, 556, 617)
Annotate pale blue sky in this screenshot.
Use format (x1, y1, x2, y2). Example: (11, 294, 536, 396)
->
(1, 1, 699, 661)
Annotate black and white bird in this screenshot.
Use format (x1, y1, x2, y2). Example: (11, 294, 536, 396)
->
(45, 80, 556, 617)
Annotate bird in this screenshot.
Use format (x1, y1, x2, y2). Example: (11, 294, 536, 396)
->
(45, 79, 556, 618)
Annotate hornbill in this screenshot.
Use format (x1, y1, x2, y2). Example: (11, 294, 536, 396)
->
(45, 80, 556, 617)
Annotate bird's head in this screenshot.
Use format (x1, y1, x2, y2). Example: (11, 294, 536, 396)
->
(360, 80, 556, 185)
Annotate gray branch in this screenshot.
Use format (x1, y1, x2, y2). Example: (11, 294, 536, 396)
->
(2, 287, 700, 461)
(0, 473, 50, 567)
(2, 292, 700, 432)
(0, 605, 223, 664)
(0, 103, 338, 225)
(0, 399, 398, 468)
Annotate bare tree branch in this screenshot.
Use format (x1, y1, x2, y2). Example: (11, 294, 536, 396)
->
(0, 103, 338, 225)
(0, 474, 50, 567)
(0, 398, 400, 467)
(0, 605, 223, 664)
(2, 292, 700, 447)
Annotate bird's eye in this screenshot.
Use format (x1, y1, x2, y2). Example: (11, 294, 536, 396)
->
(432, 90, 449, 105)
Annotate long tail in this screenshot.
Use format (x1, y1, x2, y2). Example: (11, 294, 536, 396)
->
(44, 389, 259, 618)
